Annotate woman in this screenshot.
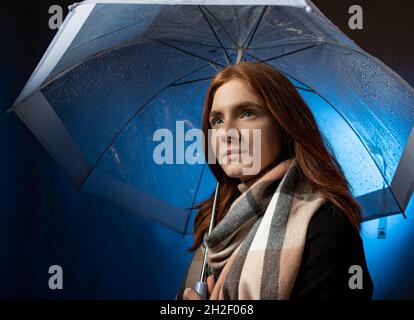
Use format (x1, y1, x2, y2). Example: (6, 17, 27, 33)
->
(176, 61, 374, 300)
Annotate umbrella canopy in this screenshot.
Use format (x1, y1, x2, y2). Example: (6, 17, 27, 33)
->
(9, 0, 414, 234)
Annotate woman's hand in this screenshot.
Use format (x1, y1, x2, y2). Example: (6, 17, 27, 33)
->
(183, 274, 216, 300)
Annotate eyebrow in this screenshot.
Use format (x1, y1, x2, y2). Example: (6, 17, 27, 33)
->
(209, 101, 263, 119)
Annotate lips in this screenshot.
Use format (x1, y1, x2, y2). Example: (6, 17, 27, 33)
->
(221, 149, 247, 159)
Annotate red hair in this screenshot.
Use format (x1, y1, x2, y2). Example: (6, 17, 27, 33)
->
(187, 61, 361, 252)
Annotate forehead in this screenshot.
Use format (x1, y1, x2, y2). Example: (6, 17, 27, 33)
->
(211, 79, 261, 111)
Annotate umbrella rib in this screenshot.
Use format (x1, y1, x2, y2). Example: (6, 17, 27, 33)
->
(247, 52, 400, 212)
(158, 39, 225, 67)
(245, 51, 314, 90)
(243, 6, 268, 50)
(198, 5, 231, 66)
(78, 58, 225, 191)
(154, 37, 228, 49)
(256, 43, 320, 63)
(26, 38, 225, 100)
(170, 54, 234, 86)
(248, 38, 321, 50)
(68, 22, 155, 51)
(66, 8, 234, 52)
(295, 86, 315, 92)
(201, 6, 239, 48)
(231, 6, 242, 43)
(170, 76, 214, 87)
(170, 54, 237, 86)
(208, 61, 220, 72)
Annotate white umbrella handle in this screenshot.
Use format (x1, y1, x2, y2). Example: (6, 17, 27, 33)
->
(195, 281, 208, 299)
(194, 182, 219, 299)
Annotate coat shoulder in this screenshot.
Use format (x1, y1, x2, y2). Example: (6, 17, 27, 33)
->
(307, 201, 358, 239)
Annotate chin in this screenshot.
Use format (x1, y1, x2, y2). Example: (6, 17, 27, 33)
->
(222, 164, 248, 179)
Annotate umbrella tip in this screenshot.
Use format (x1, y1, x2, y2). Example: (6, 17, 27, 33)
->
(236, 48, 246, 64)
(68, 2, 81, 12)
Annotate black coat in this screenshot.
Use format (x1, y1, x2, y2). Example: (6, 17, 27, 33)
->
(289, 201, 374, 300)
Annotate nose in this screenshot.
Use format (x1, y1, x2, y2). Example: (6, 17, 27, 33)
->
(217, 123, 240, 144)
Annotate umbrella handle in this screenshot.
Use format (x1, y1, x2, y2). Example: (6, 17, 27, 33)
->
(195, 281, 208, 299)
(195, 182, 219, 300)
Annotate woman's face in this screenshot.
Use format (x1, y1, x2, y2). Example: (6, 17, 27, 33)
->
(209, 79, 283, 184)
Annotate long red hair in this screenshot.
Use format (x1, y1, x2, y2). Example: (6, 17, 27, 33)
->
(187, 61, 361, 252)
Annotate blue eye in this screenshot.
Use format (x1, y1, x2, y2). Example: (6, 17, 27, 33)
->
(242, 110, 254, 118)
(211, 118, 223, 127)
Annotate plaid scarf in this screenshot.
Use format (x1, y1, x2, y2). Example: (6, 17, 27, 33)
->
(177, 157, 326, 300)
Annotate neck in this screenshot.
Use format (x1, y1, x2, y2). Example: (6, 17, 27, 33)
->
(238, 174, 264, 193)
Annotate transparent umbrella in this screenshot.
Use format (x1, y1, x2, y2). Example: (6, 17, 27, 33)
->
(8, 0, 414, 237)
